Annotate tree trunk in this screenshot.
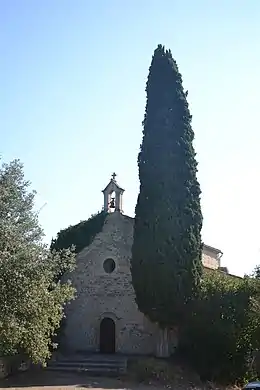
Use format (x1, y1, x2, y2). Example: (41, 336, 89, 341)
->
(156, 327, 170, 358)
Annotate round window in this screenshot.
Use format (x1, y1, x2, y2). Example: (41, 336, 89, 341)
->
(103, 258, 116, 274)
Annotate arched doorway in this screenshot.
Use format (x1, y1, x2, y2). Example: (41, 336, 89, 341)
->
(99, 317, 116, 354)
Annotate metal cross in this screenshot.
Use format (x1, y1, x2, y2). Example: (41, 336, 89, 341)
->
(112, 172, 117, 180)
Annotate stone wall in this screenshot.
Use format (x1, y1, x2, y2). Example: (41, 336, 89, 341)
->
(64, 212, 158, 355)
(64, 212, 221, 355)
(202, 246, 220, 270)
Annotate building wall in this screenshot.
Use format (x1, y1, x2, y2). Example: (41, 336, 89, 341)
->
(64, 212, 157, 355)
(202, 246, 220, 270)
(64, 212, 220, 355)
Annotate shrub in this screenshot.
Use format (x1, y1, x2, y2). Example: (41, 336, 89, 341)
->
(127, 357, 239, 389)
(179, 271, 260, 383)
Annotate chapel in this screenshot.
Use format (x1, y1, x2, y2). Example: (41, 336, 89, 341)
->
(63, 174, 223, 356)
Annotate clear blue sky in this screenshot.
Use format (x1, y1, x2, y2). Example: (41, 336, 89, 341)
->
(1, 0, 260, 276)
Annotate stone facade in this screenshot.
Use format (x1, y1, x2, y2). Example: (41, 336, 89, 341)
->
(64, 209, 222, 356)
(202, 244, 222, 270)
(64, 212, 158, 355)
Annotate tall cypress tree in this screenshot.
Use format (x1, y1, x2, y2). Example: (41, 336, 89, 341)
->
(131, 45, 203, 329)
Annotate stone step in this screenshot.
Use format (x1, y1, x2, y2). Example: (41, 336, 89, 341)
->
(48, 361, 126, 369)
(46, 356, 127, 376)
(54, 358, 126, 364)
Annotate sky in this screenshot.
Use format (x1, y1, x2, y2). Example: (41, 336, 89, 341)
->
(1, 0, 260, 277)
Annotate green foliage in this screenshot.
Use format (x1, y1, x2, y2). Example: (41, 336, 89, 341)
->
(128, 357, 181, 385)
(0, 159, 76, 365)
(253, 265, 260, 280)
(50, 199, 107, 349)
(128, 357, 203, 388)
(179, 271, 260, 383)
(131, 44, 203, 328)
(50, 211, 107, 254)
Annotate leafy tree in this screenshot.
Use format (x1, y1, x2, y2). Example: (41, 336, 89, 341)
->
(0, 159, 76, 364)
(131, 45, 203, 330)
(253, 264, 260, 279)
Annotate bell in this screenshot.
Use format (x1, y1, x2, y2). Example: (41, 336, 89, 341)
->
(109, 198, 115, 208)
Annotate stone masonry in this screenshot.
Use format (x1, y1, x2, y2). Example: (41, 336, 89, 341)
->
(64, 212, 158, 355)
(63, 207, 222, 356)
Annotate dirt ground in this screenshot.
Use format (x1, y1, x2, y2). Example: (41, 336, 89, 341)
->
(0, 369, 165, 390)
